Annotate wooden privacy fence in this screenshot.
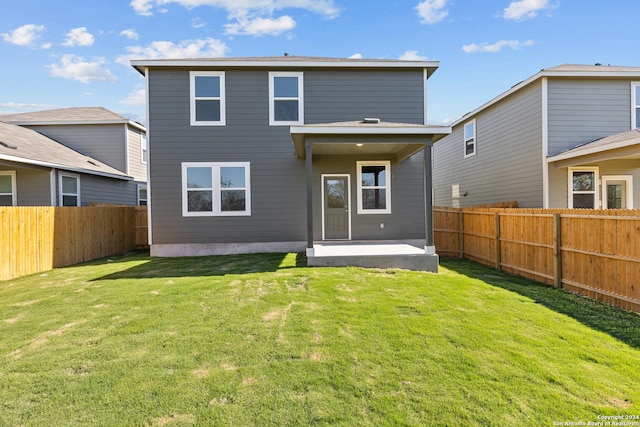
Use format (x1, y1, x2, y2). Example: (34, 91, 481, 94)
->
(1, 206, 148, 281)
(434, 207, 640, 312)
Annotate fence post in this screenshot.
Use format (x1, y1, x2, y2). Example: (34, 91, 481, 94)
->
(553, 213, 562, 288)
(459, 209, 464, 259)
(495, 212, 501, 270)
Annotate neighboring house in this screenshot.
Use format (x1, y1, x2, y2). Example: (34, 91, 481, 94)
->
(131, 56, 450, 270)
(0, 107, 148, 206)
(433, 64, 640, 209)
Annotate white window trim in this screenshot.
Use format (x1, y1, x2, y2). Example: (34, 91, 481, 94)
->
(631, 82, 640, 129)
(59, 172, 80, 207)
(140, 134, 148, 165)
(137, 184, 148, 206)
(463, 119, 476, 158)
(601, 175, 634, 209)
(181, 162, 251, 217)
(190, 71, 226, 126)
(568, 167, 599, 209)
(269, 71, 304, 126)
(356, 160, 391, 214)
(0, 171, 17, 206)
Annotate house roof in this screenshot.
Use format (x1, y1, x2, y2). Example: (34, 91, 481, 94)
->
(0, 121, 131, 180)
(450, 64, 640, 127)
(131, 55, 440, 78)
(0, 107, 146, 132)
(547, 129, 640, 167)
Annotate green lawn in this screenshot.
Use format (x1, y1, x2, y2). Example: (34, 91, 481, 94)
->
(1, 252, 639, 426)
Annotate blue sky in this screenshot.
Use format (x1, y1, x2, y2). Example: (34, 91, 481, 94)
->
(1, 0, 637, 126)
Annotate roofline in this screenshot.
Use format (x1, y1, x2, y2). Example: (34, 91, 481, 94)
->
(547, 138, 640, 163)
(8, 119, 146, 132)
(131, 58, 440, 77)
(0, 153, 133, 181)
(450, 67, 640, 127)
(290, 124, 451, 136)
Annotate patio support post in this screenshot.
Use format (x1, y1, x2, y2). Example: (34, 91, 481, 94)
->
(424, 141, 435, 254)
(306, 141, 314, 256)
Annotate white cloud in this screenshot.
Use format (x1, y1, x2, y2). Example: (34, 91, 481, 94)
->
(116, 38, 228, 65)
(48, 54, 118, 83)
(348, 53, 362, 59)
(0, 102, 58, 110)
(415, 0, 449, 24)
(131, 0, 341, 17)
(120, 88, 146, 106)
(63, 27, 95, 47)
(131, 0, 154, 16)
(462, 39, 534, 53)
(225, 14, 295, 36)
(503, 0, 551, 21)
(41, 42, 52, 50)
(399, 50, 429, 61)
(192, 18, 206, 28)
(2, 24, 46, 46)
(120, 29, 140, 40)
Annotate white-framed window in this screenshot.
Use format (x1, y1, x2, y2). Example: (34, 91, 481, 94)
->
(357, 161, 391, 214)
(141, 135, 148, 164)
(138, 184, 148, 206)
(182, 162, 251, 216)
(463, 119, 476, 158)
(0, 171, 17, 206)
(602, 175, 633, 209)
(59, 173, 80, 206)
(190, 71, 226, 126)
(269, 71, 303, 125)
(632, 82, 640, 129)
(568, 167, 598, 209)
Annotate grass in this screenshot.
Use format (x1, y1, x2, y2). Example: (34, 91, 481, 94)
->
(1, 252, 639, 426)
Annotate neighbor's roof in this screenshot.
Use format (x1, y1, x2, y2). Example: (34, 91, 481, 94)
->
(0, 121, 131, 180)
(450, 64, 640, 127)
(131, 55, 440, 78)
(0, 107, 146, 132)
(547, 129, 640, 165)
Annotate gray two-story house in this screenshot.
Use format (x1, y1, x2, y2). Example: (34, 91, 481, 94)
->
(433, 64, 640, 209)
(0, 107, 148, 207)
(132, 56, 450, 271)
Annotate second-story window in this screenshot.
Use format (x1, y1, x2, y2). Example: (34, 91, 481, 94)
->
(190, 71, 226, 126)
(632, 82, 640, 129)
(269, 72, 303, 125)
(464, 119, 476, 158)
(141, 135, 148, 164)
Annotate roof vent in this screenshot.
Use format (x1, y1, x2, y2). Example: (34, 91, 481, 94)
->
(0, 140, 17, 149)
(87, 160, 100, 167)
(362, 118, 381, 124)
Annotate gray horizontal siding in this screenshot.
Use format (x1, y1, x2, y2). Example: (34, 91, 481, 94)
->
(77, 174, 138, 206)
(433, 81, 543, 208)
(0, 164, 51, 206)
(26, 124, 127, 173)
(127, 127, 147, 182)
(147, 67, 427, 245)
(547, 79, 632, 155)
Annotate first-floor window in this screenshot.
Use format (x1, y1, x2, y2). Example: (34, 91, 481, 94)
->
(357, 161, 391, 214)
(59, 173, 80, 206)
(0, 171, 16, 206)
(568, 167, 598, 209)
(182, 162, 251, 216)
(138, 184, 148, 206)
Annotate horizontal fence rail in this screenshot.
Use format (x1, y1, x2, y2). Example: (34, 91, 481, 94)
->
(1, 206, 148, 281)
(434, 207, 640, 313)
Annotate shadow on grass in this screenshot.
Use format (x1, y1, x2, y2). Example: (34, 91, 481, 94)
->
(441, 258, 640, 350)
(91, 251, 307, 281)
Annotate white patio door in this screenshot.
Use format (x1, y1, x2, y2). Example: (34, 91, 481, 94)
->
(602, 176, 633, 209)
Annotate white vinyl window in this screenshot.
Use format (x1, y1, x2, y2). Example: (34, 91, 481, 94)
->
(0, 171, 17, 206)
(632, 82, 640, 129)
(464, 119, 476, 158)
(138, 184, 148, 206)
(190, 71, 226, 126)
(357, 161, 391, 214)
(141, 135, 148, 164)
(182, 162, 251, 216)
(59, 173, 80, 206)
(568, 167, 598, 209)
(269, 72, 304, 125)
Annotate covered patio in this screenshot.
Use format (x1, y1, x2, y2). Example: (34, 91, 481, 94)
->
(290, 120, 451, 272)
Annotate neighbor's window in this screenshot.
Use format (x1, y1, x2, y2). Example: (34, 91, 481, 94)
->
(59, 173, 80, 206)
(138, 184, 148, 206)
(141, 135, 148, 164)
(269, 72, 303, 125)
(190, 71, 226, 126)
(568, 167, 598, 209)
(632, 82, 640, 129)
(357, 161, 391, 214)
(0, 171, 16, 206)
(182, 162, 251, 216)
(464, 119, 476, 158)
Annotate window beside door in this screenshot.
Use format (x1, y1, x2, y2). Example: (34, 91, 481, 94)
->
(357, 161, 391, 214)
